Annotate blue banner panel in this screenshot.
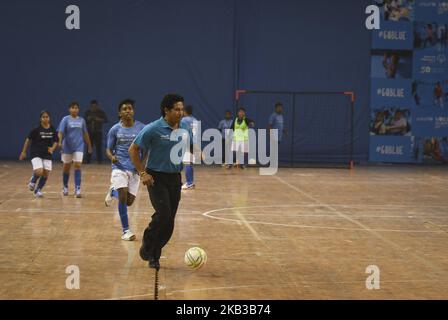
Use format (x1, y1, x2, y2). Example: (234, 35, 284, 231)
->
(370, 107, 412, 136)
(374, 0, 415, 21)
(373, 21, 414, 50)
(371, 79, 413, 107)
(413, 47, 448, 79)
(415, 0, 448, 21)
(413, 136, 448, 162)
(371, 50, 413, 79)
(413, 79, 448, 107)
(369, 135, 415, 162)
(413, 108, 448, 136)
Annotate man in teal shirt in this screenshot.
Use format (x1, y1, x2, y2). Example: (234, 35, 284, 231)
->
(129, 94, 189, 270)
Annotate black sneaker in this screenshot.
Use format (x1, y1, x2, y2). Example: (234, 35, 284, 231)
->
(149, 258, 160, 270)
(139, 246, 150, 261)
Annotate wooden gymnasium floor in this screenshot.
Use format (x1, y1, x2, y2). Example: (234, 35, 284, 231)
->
(0, 161, 448, 300)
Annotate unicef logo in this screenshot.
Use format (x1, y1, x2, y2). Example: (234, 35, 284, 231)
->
(437, 54, 446, 64)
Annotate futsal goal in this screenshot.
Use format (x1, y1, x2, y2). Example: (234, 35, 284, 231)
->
(235, 90, 355, 169)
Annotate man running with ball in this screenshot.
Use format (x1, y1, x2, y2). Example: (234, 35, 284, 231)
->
(129, 93, 191, 270)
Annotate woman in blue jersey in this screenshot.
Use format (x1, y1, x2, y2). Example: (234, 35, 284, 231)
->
(104, 99, 146, 241)
(57, 102, 93, 198)
(19, 111, 58, 198)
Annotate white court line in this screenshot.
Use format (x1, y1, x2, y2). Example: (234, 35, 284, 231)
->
(107, 279, 448, 300)
(106, 284, 266, 300)
(0, 208, 201, 215)
(271, 174, 447, 273)
(165, 284, 268, 295)
(428, 175, 448, 183)
(201, 203, 448, 209)
(0, 172, 9, 179)
(233, 208, 263, 241)
(203, 209, 441, 233)
(404, 176, 448, 192)
(105, 292, 154, 300)
(271, 175, 434, 235)
(202, 204, 446, 233)
(203, 213, 448, 219)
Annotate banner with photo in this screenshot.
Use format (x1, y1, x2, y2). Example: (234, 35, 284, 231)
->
(370, 0, 448, 164)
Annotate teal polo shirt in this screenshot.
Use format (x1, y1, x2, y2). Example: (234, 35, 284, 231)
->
(133, 117, 192, 173)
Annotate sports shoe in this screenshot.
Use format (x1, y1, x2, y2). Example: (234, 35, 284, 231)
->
(181, 183, 195, 190)
(105, 187, 115, 207)
(74, 187, 82, 198)
(149, 258, 160, 270)
(62, 186, 69, 196)
(34, 189, 43, 198)
(28, 181, 36, 192)
(139, 245, 150, 261)
(121, 230, 136, 241)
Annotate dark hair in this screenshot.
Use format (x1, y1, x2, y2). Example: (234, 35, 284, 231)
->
(118, 99, 135, 112)
(160, 94, 184, 116)
(184, 105, 193, 115)
(90, 100, 98, 105)
(39, 110, 50, 125)
(69, 101, 79, 109)
(275, 102, 283, 108)
(225, 110, 232, 114)
(238, 107, 246, 112)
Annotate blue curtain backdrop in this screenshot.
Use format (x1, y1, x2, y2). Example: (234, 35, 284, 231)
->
(0, 0, 371, 160)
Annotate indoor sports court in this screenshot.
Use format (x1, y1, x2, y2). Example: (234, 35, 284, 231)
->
(1, 0, 447, 301)
(1, 164, 448, 299)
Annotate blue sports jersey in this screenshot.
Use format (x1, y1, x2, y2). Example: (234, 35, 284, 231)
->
(218, 119, 233, 138)
(268, 112, 284, 141)
(58, 115, 88, 153)
(181, 115, 199, 144)
(107, 121, 146, 172)
(133, 117, 191, 173)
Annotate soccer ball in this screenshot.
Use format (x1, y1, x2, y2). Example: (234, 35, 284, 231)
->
(184, 247, 207, 270)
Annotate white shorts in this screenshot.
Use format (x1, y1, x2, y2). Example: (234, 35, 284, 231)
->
(31, 157, 52, 171)
(182, 151, 196, 164)
(231, 140, 248, 153)
(61, 152, 84, 164)
(110, 169, 140, 196)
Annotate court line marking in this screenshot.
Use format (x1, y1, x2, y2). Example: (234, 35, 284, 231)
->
(404, 176, 448, 192)
(106, 284, 268, 300)
(0, 172, 9, 179)
(201, 213, 448, 219)
(427, 175, 448, 183)
(204, 212, 442, 233)
(271, 175, 447, 273)
(0, 208, 201, 215)
(202, 206, 444, 233)
(107, 278, 448, 300)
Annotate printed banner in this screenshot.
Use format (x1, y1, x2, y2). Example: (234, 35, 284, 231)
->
(369, 0, 448, 164)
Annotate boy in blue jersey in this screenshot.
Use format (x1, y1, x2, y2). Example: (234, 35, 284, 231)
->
(104, 99, 146, 241)
(217, 110, 233, 167)
(58, 102, 93, 198)
(129, 93, 190, 270)
(180, 105, 199, 190)
(268, 102, 287, 143)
